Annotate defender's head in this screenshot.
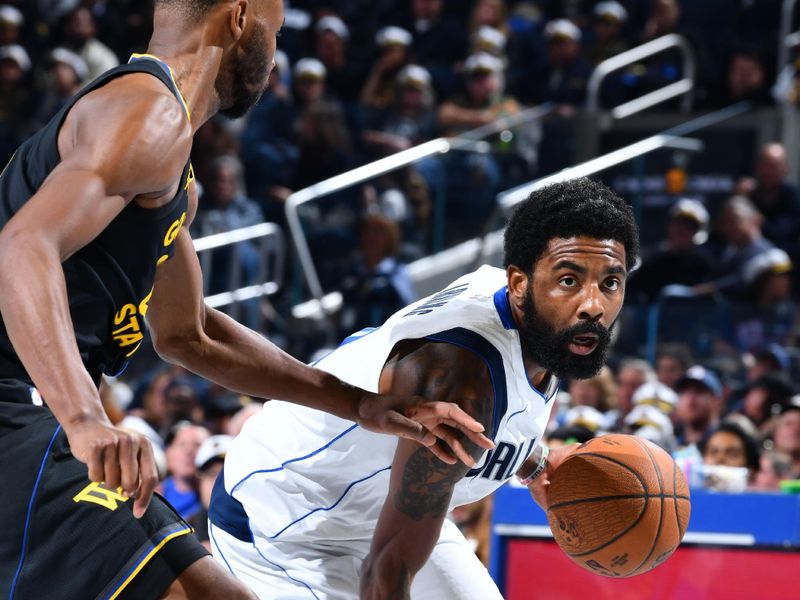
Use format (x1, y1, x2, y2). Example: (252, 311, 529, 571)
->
(503, 178, 639, 379)
(154, 0, 283, 118)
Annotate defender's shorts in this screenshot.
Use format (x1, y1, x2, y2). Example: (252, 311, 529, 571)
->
(0, 384, 208, 600)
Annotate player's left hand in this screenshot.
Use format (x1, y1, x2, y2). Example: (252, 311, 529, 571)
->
(527, 444, 577, 510)
(354, 392, 495, 466)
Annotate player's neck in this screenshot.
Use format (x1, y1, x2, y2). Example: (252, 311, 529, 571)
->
(146, 24, 223, 129)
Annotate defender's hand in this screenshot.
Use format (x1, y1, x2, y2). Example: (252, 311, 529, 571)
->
(65, 418, 158, 518)
(354, 392, 495, 466)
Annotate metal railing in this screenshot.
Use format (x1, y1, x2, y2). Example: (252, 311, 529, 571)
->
(284, 104, 553, 303)
(587, 33, 695, 118)
(779, 0, 800, 78)
(193, 222, 285, 309)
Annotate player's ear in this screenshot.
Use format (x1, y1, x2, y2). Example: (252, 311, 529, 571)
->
(228, 0, 248, 42)
(506, 265, 529, 307)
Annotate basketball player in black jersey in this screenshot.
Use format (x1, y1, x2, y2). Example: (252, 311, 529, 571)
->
(0, 1, 492, 598)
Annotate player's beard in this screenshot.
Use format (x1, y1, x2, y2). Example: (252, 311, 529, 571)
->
(217, 21, 271, 119)
(519, 284, 613, 380)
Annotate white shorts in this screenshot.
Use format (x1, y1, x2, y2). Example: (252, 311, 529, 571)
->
(209, 518, 503, 600)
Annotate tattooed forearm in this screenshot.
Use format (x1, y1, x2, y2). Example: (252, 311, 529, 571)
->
(394, 446, 467, 519)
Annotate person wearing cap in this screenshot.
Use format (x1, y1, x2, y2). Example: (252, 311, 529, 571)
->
(314, 13, 361, 103)
(0, 42, 32, 162)
(359, 26, 412, 111)
(29, 47, 89, 131)
(536, 18, 593, 108)
(631, 380, 679, 416)
(0, 5, 23, 46)
(744, 342, 791, 382)
(624, 404, 676, 452)
(674, 365, 725, 448)
(735, 142, 800, 264)
(627, 198, 713, 302)
(188, 434, 233, 549)
(772, 397, 800, 478)
(471, 25, 507, 60)
(438, 52, 517, 241)
(587, 1, 629, 65)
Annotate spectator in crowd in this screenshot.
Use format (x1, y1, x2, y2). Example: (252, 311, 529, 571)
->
(468, 0, 509, 36)
(723, 46, 773, 106)
(194, 154, 265, 330)
(631, 380, 678, 417)
(567, 365, 618, 413)
(752, 450, 794, 490)
(160, 422, 211, 521)
(438, 52, 518, 241)
(0, 5, 23, 47)
(624, 404, 676, 452)
(188, 434, 233, 549)
(743, 342, 791, 382)
(701, 195, 776, 300)
(730, 372, 795, 432)
(338, 213, 415, 336)
(539, 18, 593, 108)
(586, 1, 630, 65)
(561, 404, 608, 435)
(402, 0, 469, 97)
(771, 398, 800, 478)
(735, 143, 800, 262)
(313, 15, 362, 105)
(359, 26, 413, 114)
(545, 423, 596, 448)
(699, 421, 761, 482)
(204, 392, 253, 437)
(226, 401, 262, 437)
(29, 47, 88, 130)
(674, 365, 725, 448)
(471, 25, 508, 61)
(162, 375, 205, 432)
(733, 248, 795, 351)
(58, 6, 118, 81)
(0, 43, 31, 163)
(655, 343, 694, 391)
(362, 64, 438, 158)
(615, 357, 656, 421)
(627, 198, 713, 302)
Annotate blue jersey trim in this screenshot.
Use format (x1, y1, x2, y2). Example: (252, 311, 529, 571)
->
(209, 470, 254, 544)
(493, 287, 516, 330)
(269, 466, 391, 540)
(251, 538, 321, 600)
(9, 425, 61, 599)
(424, 327, 508, 441)
(208, 523, 236, 575)
(231, 424, 359, 492)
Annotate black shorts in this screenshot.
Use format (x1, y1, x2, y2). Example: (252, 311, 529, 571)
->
(0, 386, 208, 600)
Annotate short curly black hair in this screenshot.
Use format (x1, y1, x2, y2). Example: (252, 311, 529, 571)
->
(154, 0, 221, 19)
(503, 177, 639, 273)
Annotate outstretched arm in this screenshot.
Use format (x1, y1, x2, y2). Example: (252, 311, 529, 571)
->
(360, 339, 494, 599)
(146, 229, 493, 465)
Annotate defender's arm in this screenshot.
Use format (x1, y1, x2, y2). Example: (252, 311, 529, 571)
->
(360, 340, 494, 599)
(146, 228, 493, 464)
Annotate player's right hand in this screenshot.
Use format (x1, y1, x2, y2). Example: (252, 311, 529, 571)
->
(64, 418, 158, 518)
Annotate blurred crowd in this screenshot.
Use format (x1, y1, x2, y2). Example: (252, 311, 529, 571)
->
(3, 0, 800, 567)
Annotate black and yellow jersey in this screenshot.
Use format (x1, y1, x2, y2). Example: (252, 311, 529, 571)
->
(0, 55, 194, 387)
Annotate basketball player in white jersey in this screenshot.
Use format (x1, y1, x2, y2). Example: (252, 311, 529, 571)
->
(209, 178, 640, 599)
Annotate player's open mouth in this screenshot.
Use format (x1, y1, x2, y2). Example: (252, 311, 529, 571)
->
(568, 334, 598, 356)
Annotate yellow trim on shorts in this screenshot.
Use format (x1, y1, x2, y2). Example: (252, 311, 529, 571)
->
(107, 526, 193, 600)
(128, 53, 192, 122)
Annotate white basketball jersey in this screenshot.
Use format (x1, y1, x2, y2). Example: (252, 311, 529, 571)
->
(222, 265, 558, 545)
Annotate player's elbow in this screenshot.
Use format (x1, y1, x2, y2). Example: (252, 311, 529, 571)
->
(150, 322, 204, 366)
(360, 552, 413, 600)
(0, 227, 56, 287)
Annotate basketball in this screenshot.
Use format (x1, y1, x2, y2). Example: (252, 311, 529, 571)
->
(546, 434, 691, 578)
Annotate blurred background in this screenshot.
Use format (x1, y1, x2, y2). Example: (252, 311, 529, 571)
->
(5, 0, 800, 597)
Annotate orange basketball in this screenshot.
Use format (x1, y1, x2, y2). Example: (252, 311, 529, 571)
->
(546, 434, 691, 578)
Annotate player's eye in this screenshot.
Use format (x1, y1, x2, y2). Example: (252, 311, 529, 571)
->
(559, 276, 577, 287)
(604, 278, 621, 291)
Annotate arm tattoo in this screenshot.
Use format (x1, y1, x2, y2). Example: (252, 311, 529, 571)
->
(392, 343, 493, 520)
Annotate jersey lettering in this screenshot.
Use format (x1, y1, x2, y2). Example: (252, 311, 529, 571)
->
(466, 438, 537, 481)
(73, 482, 130, 511)
(403, 283, 468, 317)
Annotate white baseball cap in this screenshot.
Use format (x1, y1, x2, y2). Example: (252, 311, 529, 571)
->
(545, 19, 581, 42)
(294, 57, 327, 81)
(51, 47, 89, 81)
(0, 5, 23, 27)
(315, 15, 349, 40)
(464, 52, 504, 76)
(195, 434, 233, 471)
(397, 64, 431, 89)
(376, 26, 412, 48)
(594, 1, 628, 23)
(0, 44, 30, 71)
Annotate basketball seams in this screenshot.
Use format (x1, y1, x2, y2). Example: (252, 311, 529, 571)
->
(629, 437, 665, 575)
(564, 452, 648, 494)
(548, 492, 688, 511)
(673, 454, 685, 539)
(560, 497, 649, 557)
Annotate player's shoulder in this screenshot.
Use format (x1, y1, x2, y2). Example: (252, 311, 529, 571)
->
(70, 73, 192, 151)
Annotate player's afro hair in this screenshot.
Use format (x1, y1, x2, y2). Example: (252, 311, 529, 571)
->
(503, 177, 639, 273)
